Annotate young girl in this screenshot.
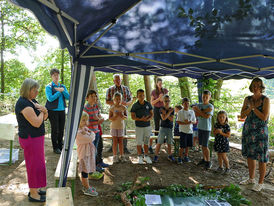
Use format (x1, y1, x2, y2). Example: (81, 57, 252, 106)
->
(213, 110, 231, 174)
(76, 112, 98, 196)
(109, 92, 128, 163)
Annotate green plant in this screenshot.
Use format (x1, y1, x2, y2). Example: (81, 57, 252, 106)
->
(118, 181, 251, 206)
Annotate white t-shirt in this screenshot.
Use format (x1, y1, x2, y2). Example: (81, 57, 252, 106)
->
(176, 109, 196, 134)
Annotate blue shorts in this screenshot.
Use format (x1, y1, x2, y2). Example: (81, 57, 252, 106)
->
(158, 127, 173, 144)
(198, 129, 210, 147)
(179, 132, 193, 148)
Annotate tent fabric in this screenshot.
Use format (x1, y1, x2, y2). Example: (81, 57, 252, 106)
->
(11, 0, 274, 79)
(58, 63, 92, 186)
(10, 0, 274, 187)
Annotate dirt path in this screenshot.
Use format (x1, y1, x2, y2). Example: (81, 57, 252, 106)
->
(0, 135, 273, 206)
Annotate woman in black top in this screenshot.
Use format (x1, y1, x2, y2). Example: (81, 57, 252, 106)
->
(15, 78, 48, 202)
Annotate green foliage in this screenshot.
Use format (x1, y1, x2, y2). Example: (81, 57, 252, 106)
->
(4, 59, 30, 94)
(264, 78, 274, 99)
(118, 182, 250, 206)
(268, 115, 274, 147)
(1, 0, 45, 94)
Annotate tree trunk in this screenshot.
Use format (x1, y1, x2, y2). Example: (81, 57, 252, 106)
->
(89, 71, 102, 108)
(144, 75, 152, 102)
(60, 49, 64, 84)
(0, 15, 5, 98)
(122, 74, 129, 87)
(178, 77, 191, 102)
(213, 79, 223, 101)
(211, 79, 223, 133)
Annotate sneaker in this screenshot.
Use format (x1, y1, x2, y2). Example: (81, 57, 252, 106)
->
(153, 156, 159, 163)
(113, 155, 119, 163)
(138, 156, 145, 164)
(177, 157, 183, 164)
(88, 172, 103, 180)
(252, 183, 263, 192)
(204, 161, 212, 169)
(223, 168, 230, 174)
(239, 178, 255, 185)
(82, 187, 98, 196)
(167, 155, 176, 162)
(215, 167, 224, 173)
(143, 155, 152, 164)
(149, 147, 154, 154)
(197, 159, 206, 166)
(184, 156, 191, 162)
(119, 155, 127, 163)
(98, 162, 110, 168)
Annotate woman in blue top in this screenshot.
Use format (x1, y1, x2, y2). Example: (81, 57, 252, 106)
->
(45, 68, 70, 154)
(239, 78, 270, 192)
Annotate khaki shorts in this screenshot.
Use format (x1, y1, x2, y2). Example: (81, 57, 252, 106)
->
(135, 126, 151, 145)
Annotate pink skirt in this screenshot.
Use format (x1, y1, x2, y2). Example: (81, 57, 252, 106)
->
(19, 135, 47, 188)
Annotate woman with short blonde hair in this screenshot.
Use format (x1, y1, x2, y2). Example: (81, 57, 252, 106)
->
(15, 78, 48, 202)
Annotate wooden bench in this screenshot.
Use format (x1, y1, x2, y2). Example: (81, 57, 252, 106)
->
(54, 150, 77, 198)
(102, 134, 158, 140)
(46, 187, 73, 206)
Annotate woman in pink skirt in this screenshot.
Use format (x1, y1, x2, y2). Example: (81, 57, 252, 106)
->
(15, 78, 48, 202)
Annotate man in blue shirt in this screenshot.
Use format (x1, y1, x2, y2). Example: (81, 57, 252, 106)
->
(45, 68, 70, 154)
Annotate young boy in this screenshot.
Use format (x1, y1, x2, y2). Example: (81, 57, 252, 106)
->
(193, 90, 214, 169)
(84, 90, 105, 172)
(176, 97, 196, 163)
(130, 89, 153, 164)
(153, 95, 175, 163)
(174, 105, 182, 137)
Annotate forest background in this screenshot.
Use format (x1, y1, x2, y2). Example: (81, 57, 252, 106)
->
(0, 1, 273, 146)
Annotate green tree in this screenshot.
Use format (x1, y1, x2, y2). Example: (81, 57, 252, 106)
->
(0, 0, 44, 97)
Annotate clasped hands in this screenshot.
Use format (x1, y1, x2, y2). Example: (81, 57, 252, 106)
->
(34, 103, 48, 114)
(55, 87, 64, 92)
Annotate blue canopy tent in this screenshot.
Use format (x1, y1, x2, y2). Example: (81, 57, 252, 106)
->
(10, 0, 274, 187)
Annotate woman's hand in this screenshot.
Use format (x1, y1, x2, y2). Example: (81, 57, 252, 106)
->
(55, 87, 64, 92)
(35, 104, 48, 114)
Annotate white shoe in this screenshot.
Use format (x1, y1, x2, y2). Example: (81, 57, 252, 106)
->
(113, 155, 119, 163)
(252, 183, 263, 192)
(143, 155, 152, 164)
(239, 178, 255, 185)
(138, 156, 144, 164)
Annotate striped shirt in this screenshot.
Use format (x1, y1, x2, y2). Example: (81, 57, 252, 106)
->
(83, 103, 100, 133)
(106, 85, 132, 103)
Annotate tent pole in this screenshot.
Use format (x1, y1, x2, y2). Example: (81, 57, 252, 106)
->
(220, 60, 258, 70)
(82, 0, 142, 42)
(80, 23, 116, 57)
(49, 0, 73, 46)
(37, 0, 79, 24)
